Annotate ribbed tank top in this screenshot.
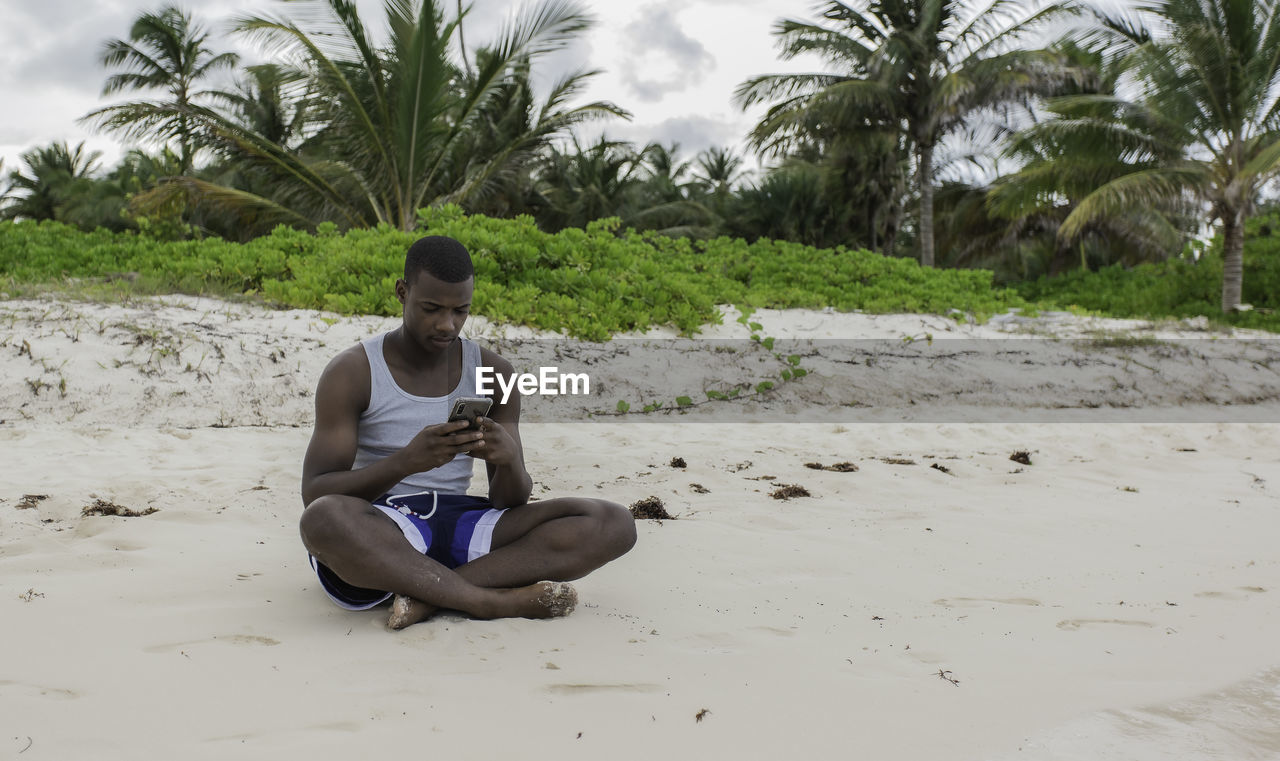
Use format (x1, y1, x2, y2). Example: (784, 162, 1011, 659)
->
(352, 332, 480, 496)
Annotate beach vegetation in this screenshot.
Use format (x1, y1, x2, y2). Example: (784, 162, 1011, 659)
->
(126, 0, 623, 236)
(1007, 0, 1280, 313)
(82, 5, 240, 175)
(0, 208, 1030, 339)
(734, 0, 1083, 267)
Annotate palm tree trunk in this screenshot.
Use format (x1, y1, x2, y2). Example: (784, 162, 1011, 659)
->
(918, 142, 935, 267)
(1221, 207, 1245, 312)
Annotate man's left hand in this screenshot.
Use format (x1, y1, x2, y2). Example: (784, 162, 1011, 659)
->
(467, 416, 518, 465)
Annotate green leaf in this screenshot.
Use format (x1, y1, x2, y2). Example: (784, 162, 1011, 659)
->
(675, 395, 693, 407)
(616, 399, 630, 413)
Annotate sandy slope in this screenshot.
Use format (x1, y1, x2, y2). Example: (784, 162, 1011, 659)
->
(2, 295, 1279, 760)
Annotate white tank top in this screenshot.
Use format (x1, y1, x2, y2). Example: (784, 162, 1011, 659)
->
(352, 332, 480, 496)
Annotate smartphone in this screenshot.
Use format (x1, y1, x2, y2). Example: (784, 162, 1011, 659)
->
(447, 397, 493, 429)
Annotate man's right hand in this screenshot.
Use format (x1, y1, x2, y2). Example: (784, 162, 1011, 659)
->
(401, 419, 485, 472)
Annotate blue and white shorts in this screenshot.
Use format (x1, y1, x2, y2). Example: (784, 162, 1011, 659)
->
(309, 491, 506, 611)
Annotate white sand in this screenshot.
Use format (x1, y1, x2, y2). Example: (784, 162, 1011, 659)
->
(2, 295, 1279, 759)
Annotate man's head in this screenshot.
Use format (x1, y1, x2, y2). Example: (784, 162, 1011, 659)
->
(396, 236, 475, 353)
(404, 235, 474, 283)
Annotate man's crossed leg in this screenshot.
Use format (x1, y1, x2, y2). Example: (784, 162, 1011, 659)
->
(301, 494, 636, 627)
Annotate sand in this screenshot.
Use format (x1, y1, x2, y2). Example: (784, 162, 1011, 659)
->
(2, 294, 1279, 759)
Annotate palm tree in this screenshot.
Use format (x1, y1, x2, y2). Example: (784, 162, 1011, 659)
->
(215, 63, 310, 149)
(735, 0, 1080, 266)
(534, 136, 648, 231)
(626, 143, 718, 236)
(727, 159, 873, 248)
(977, 40, 1195, 277)
(83, 5, 239, 174)
(447, 55, 628, 219)
(1049, 0, 1280, 312)
(135, 0, 620, 233)
(1, 142, 104, 224)
(691, 147, 747, 197)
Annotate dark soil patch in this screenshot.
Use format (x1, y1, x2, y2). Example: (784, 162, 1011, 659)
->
(81, 499, 158, 518)
(805, 462, 858, 472)
(1009, 451, 1032, 465)
(629, 496, 675, 520)
(770, 484, 811, 500)
(17, 494, 48, 510)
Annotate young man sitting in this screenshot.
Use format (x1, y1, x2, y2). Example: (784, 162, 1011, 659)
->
(299, 235, 635, 628)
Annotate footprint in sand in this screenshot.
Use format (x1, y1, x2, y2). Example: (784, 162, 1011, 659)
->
(1056, 619, 1153, 631)
(0, 680, 78, 700)
(1194, 586, 1267, 600)
(144, 634, 279, 653)
(544, 683, 663, 695)
(934, 597, 1042, 608)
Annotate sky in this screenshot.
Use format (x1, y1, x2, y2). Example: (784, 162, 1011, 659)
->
(0, 0, 820, 180)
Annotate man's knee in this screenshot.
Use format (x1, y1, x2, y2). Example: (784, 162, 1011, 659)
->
(299, 494, 367, 555)
(592, 499, 636, 558)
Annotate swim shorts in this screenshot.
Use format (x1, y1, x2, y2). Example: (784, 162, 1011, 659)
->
(309, 491, 505, 611)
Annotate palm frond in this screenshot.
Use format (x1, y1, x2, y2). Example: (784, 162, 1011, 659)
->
(1060, 165, 1207, 242)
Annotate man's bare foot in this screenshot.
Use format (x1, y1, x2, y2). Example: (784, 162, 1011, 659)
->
(389, 582, 578, 625)
(487, 581, 578, 619)
(387, 594, 436, 630)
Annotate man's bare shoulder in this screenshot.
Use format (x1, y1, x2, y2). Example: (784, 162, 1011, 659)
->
(478, 345, 514, 375)
(321, 343, 371, 380)
(315, 342, 372, 412)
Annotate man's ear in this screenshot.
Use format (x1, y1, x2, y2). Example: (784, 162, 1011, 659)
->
(394, 278, 407, 305)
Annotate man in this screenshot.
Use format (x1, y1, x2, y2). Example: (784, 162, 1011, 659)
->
(299, 235, 635, 628)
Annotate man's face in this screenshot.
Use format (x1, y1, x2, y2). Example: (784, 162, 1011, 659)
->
(396, 270, 474, 353)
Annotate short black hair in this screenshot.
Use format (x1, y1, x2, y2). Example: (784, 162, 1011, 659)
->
(405, 236, 474, 283)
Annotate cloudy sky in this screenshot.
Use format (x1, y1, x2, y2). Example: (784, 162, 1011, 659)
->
(0, 0, 819, 178)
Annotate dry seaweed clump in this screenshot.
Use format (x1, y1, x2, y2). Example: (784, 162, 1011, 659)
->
(629, 496, 675, 520)
(82, 499, 158, 518)
(770, 484, 811, 500)
(1009, 451, 1032, 465)
(805, 462, 858, 472)
(17, 494, 48, 510)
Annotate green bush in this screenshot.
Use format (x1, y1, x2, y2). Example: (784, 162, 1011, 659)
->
(0, 207, 1174, 337)
(1016, 208, 1280, 332)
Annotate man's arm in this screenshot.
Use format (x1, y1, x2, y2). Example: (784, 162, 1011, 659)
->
(474, 349, 533, 510)
(300, 347, 481, 506)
